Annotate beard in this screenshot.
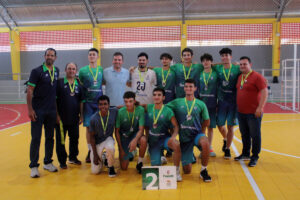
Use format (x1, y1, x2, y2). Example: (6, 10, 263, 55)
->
(139, 65, 146, 68)
(46, 59, 54, 66)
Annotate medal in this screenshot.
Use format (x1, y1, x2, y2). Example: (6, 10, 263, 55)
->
(127, 107, 136, 133)
(240, 70, 252, 90)
(161, 68, 170, 88)
(222, 65, 232, 86)
(205, 86, 208, 91)
(222, 80, 229, 86)
(44, 64, 55, 86)
(185, 98, 196, 121)
(89, 65, 99, 85)
(202, 69, 212, 91)
(182, 64, 192, 80)
(68, 78, 76, 96)
(99, 111, 110, 135)
(70, 92, 75, 96)
(138, 67, 148, 83)
(152, 105, 164, 129)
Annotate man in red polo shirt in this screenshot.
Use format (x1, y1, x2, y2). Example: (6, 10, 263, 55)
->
(235, 56, 268, 167)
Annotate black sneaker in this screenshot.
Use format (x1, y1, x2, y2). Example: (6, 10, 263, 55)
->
(222, 140, 227, 152)
(108, 166, 116, 177)
(248, 158, 258, 167)
(200, 169, 212, 182)
(234, 154, 251, 161)
(69, 158, 82, 165)
(192, 153, 197, 164)
(224, 149, 231, 159)
(85, 150, 91, 163)
(136, 162, 143, 174)
(102, 152, 108, 167)
(60, 163, 67, 169)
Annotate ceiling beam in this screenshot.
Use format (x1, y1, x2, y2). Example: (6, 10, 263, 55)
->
(0, 0, 17, 30)
(82, 0, 98, 27)
(276, 0, 292, 21)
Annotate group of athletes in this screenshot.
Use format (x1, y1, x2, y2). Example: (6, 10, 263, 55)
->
(27, 46, 268, 183)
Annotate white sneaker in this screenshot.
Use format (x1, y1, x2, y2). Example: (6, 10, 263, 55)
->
(30, 167, 40, 178)
(176, 173, 182, 182)
(161, 156, 167, 165)
(43, 163, 58, 172)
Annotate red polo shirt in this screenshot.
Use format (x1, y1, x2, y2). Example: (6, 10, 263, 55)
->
(236, 70, 267, 114)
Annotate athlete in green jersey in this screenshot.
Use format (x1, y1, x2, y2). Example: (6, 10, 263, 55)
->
(167, 79, 212, 182)
(115, 91, 147, 174)
(145, 87, 182, 181)
(153, 53, 176, 103)
(78, 48, 104, 163)
(199, 53, 218, 157)
(171, 48, 203, 98)
(214, 48, 241, 159)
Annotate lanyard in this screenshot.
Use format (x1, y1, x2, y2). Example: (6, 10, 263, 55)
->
(202, 69, 212, 87)
(89, 65, 99, 81)
(138, 68, 148, 82)
(153, 105, 164, 125)
(223, 64, 232, 82)
(127, 107, 136, 130)
(44, 64, 55, 84)
(185, 98, 196, 116)
(161, 68, 170, 86)
(241, 70, 252, 88)
(68, 80, 76, 93)
(99, 111, 110, 133)
(182, 64, 192, 80)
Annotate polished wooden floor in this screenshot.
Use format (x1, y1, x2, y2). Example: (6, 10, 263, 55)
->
(0, 113, 299, 200)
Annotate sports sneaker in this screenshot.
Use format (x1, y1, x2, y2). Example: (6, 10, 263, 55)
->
(222, 140, 227, 152)
(60, 163, 68, 169)
(209, 149, 216, 157)
(43, 163, 58, 172)
(224, 149, 231, 159)
(30, 167, 40, 178)
(69, 158, 82, 165)
(176, 173, 182, 182)
(136, 162, 143, 174)
(248, 158, 258, 167)
(161, 156, 167, 165)
(102, 152, 108, 167)
(108, 166, 116, 177)
(86, 150, 91, 163)
(234, 154, 251, 161)
(200, 169, 212, 182)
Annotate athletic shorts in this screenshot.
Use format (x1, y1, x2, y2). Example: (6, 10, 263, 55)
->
(120, 134, 139, 161)
(217, 100, 238, 126)
(208, 107, 217, 128)
(83, 102, 98, 127)
(148, 137, 171, 166)
(180, 133, 206, 166)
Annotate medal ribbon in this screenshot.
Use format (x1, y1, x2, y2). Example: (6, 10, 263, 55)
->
(161, 68, 170, 86)
(203, 69, 212, 87)
(222, 64, 232, 82)
(68, 80, 76, 94)
(182, 64, 192, 80)
(127, 107, 136, 130)
(241, 70, 252, 88)
(153, 105, 164, 125)
(99, 111, 110, 133)
(44, 64, 55, 84)
(185, 98, 196, 116)
(138, 68, 148, 83)
(89, 65, 99, 81)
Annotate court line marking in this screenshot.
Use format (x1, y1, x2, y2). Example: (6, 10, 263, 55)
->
(10, 132, 22, 136)
(0, 107, 21, 127)
(0, 121, 30, 132)
(233, 119, 300, 159)
(231, 142, 265, 200)
(270, 102, 300, 114)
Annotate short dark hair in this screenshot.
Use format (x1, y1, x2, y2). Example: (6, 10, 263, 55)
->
(113, 52, 123, 59)
(65, 62, 78, 70)
(138, 52, 148, 59)
(219, 48, 232, 55)
(45, 48, 57, 56)
(182, 48, 193, 56)
(153, 87, 165, 96)
(185, 78, 196, 86)
(160, 53, 173, 60)
(97, 95, 110, 104)
(240, 56, 251, 63)
(123, 91, 136, 99)
(200, 53, 213, 62)
(89, 48, 99, 54)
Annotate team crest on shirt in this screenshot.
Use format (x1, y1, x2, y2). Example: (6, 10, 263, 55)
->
(160, 115, 164, 119)
(146, 76, 150, 80)
(64, 85, 67, 88)
(211, 77, 213, 80)
(124, 119, 127, 122)
(45, 74, 48, 77)
(136, 116, 139, 120)
(181, 105, 184, 109)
